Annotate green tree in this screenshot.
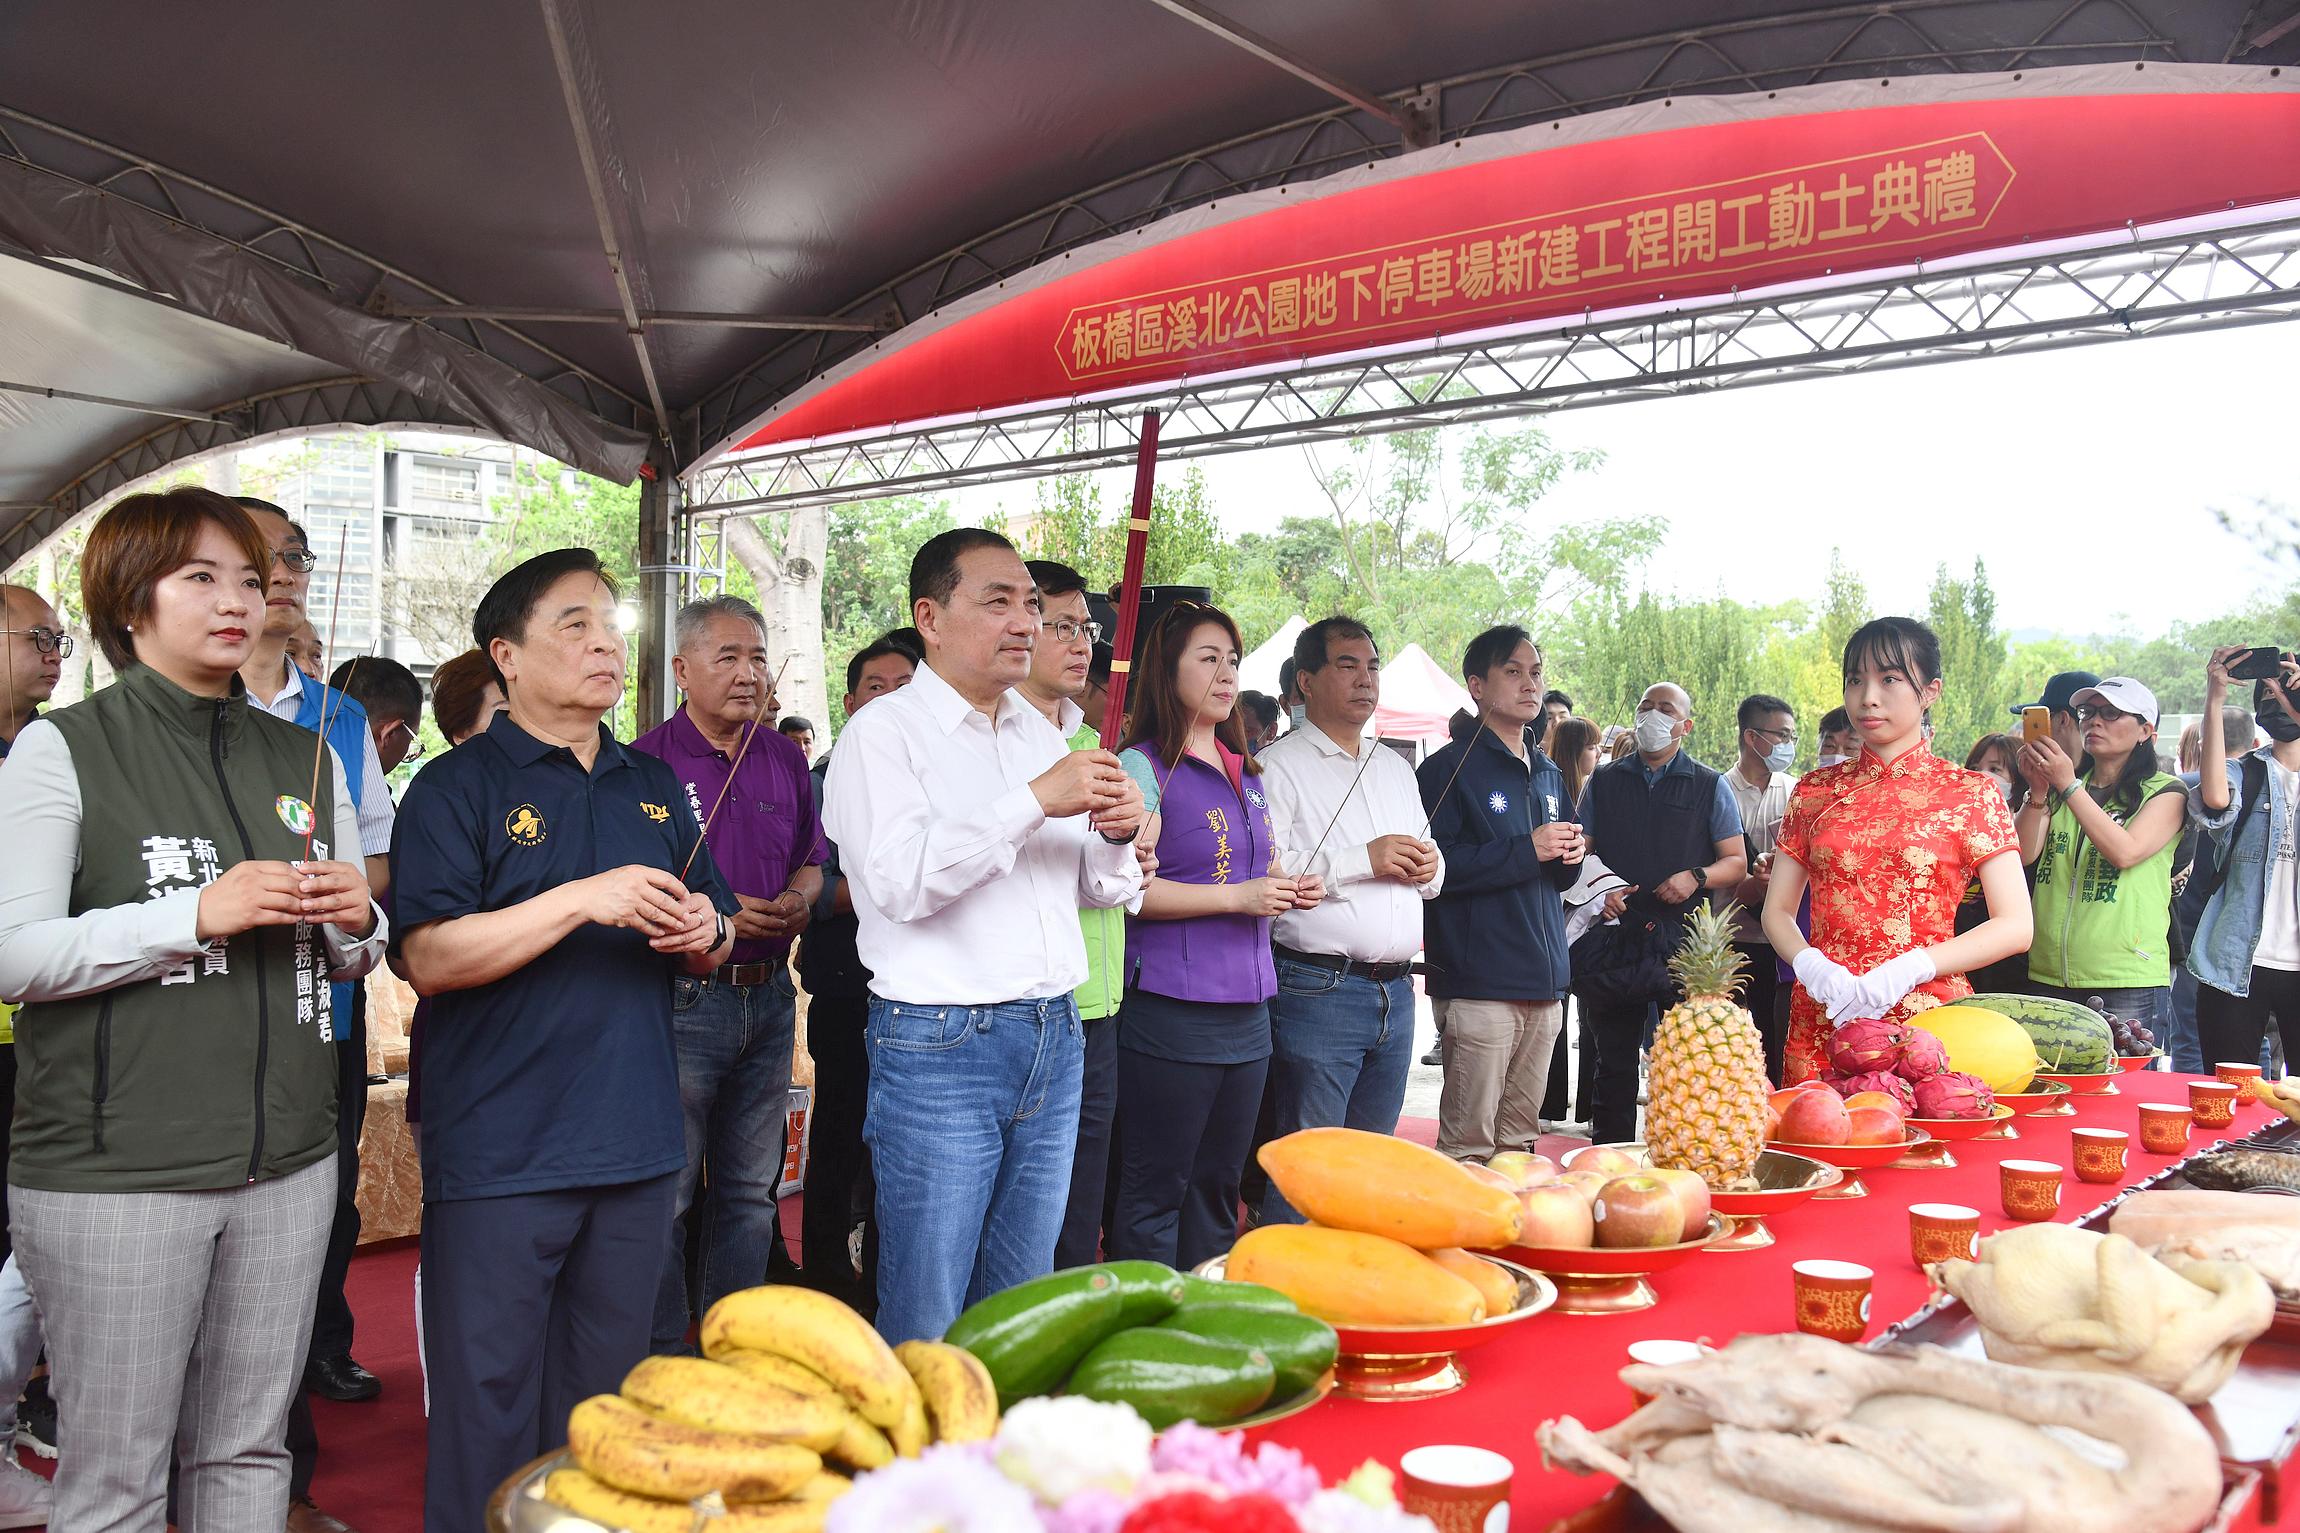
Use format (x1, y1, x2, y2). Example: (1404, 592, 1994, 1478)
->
(1927, 560, 2007, 764)
(1012, 464, 1224, 588)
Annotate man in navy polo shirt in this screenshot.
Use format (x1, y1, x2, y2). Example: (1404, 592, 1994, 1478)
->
(391, 549, 735, 1533)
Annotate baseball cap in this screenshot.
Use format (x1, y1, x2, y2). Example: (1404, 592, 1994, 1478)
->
(2069, 677, 2159, 729)
(2008, 671, 2100, 717)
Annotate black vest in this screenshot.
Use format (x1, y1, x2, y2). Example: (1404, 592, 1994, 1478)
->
(1587, 753, 1721, 889)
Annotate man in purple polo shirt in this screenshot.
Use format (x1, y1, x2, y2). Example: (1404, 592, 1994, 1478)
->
(633, 595, 824, 1351)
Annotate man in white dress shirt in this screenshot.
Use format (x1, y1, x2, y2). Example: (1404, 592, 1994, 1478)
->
(822, 529, 1145, 1343)
(1258, 618, 1442, 1222)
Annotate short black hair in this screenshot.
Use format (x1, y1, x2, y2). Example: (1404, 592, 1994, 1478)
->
(1294, 615, 1375, 677)
(1238, 691, 1281, 732)
(1820, 706, 1852, 738)
(1277, 657, 1298, 703)
(1462, 624, 1536, 683)
(1088, 640, 1114, 684)
(330, 655, 422, 725)
(1737, 693, 1794, 732)
(474, 547, 616, 689)
(1842, 616, 1942, 687)
(778, 715, 815, 737)
(1025, 559, 1088, 601)
(231, 495, 309, 549)
(1543, 689, 1573, 710)
(911, 528, 1016, 608)
(845, 634, 919, 696)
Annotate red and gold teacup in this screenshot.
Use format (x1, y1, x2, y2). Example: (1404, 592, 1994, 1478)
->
(2000, 1159, 2064, 1221)
(1792, 1260, 1873, 1344)
(2216, 1061, 2264, 1090)
(2138, 1101, 2193, 1154)
(1400, 1446, 1513, 1533)
(2071, 1127, 2130, 1185)
(1909, 1202, 1981, 1266)
(2189, 1079, 2239, 1129)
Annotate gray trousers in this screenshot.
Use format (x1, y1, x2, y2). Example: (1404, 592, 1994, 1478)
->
(14, 1154, 335, 1533)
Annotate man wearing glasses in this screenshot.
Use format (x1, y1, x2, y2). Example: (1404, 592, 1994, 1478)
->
(330, 657, 427, 775)
(1724, 694, 1799, 1080)
(1, 585, 69, 759)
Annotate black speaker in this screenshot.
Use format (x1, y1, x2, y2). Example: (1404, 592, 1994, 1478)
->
(1085, 584, 1213, 641)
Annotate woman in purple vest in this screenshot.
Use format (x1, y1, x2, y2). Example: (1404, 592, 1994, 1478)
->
(1109, 603, 1321, 1268)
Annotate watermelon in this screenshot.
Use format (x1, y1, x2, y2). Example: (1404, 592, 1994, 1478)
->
(1960, 993, 2115, 1075)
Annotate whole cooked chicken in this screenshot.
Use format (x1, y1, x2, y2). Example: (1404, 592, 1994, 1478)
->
(1539, 1333, 2222, 1533)
(1929, 1224, 2274, 1402)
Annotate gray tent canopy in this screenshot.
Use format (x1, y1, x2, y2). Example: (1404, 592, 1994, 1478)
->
(6, 0, 2296, 574)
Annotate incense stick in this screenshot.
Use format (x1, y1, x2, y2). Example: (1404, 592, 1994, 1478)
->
(1418, 719, 1480, 839)
(300, 528, 351, 862)
(1300, 726, 1380, 872)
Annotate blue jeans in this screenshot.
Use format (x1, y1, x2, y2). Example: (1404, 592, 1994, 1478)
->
(2167, 965, 2207, 1074)
(1261, 962, 1414, 1224)
(653, 966, 798, 1352)
(865, 995, 1083, 1345)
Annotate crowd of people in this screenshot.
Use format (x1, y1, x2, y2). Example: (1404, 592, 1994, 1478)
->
(0, 490, 2295, 1533)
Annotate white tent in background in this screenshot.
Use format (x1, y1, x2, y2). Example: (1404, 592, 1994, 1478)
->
(1374, 642, 1473, 743)
(1237, 615, 1305, 700)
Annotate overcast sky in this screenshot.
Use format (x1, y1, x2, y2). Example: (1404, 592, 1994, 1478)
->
(957, 321, 2293, 640)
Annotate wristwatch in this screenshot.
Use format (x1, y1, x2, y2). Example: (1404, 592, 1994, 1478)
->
(1690, 866, 1709, 891)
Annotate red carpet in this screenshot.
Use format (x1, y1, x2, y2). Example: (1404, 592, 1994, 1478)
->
(309, 1242, 423, 1533)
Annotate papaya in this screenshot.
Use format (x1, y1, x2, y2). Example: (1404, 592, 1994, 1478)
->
(1425, 1248, 1521, 1318)
(1227, 1224, 1486, 1327)
(1256, 1127, 1522, 1250)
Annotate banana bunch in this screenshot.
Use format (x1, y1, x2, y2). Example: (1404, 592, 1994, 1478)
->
(542, 1285, 1000, 1531)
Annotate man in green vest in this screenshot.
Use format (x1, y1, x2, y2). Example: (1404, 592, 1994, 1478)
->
(1021, 562, 1156, 1266)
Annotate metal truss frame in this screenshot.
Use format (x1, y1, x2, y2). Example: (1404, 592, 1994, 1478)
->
(685, 213, 2300, 518)
(0, 376, 485, 569)
(684, 0, 2296, 458)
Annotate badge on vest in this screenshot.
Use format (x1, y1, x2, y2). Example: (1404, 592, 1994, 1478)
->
(506, 804, 548, 846)
(1488, 790, 1510, 815)
(275, 796, 315, 837)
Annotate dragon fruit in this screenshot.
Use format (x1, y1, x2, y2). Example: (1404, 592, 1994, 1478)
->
(1895, 1029, 1950, 1082)
(1827, 1017, 1913, 1077)
(1830, 1071, 1917, 1115)
(1912, 1070, 1996, 1120)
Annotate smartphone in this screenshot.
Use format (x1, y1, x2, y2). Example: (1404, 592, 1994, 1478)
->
(2229, 646, 2289, 682)
(2021, 706, 2051, 744)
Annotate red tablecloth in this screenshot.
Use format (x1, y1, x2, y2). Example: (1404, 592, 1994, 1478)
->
(1251, 1073, 2282, 1528)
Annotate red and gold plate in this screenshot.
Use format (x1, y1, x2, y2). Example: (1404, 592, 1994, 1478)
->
(2032, 1067, 2121, 1097)
(1495, 1215, 1730, 1315)
(1995, 1078, 2075, 1118)
(1901, 1105, 2018, 1162)
(1764, 1128, 1932, 1199)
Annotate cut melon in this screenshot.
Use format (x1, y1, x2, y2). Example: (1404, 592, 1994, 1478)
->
(1909, 1005, 2039, 1094)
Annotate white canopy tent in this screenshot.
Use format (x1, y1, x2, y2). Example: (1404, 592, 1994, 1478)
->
(1374, 642, 1472, 744)
(1238, 615, 1305, 701)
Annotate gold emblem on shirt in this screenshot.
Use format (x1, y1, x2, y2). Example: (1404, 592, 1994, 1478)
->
(640, 802, 670, 823)
(505, 804, 548, 846)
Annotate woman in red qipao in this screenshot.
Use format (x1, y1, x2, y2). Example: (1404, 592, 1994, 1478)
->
(1762, 618, 2035, 1084)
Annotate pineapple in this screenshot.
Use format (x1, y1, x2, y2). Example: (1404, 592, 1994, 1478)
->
(1645, 902, 1772, 1189)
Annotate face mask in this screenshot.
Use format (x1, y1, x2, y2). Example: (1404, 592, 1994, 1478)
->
(1994, 775, 2016, 805)
(1633, 709, 1677, 754)
(2260, 705, 2300, 744)
(1763, 740, 1796, 774)
(1287, 704, 1307, 733)
(1815, 752, 1849, 770)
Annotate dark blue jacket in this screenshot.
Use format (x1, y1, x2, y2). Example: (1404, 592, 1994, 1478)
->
(1416, 715, 1578, 1001)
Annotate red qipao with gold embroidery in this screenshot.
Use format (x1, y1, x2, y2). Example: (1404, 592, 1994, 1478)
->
(1773, 746, 2020, 1083)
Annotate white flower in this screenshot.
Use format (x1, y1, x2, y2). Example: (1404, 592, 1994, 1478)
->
(992, 1397, 1154, 1505)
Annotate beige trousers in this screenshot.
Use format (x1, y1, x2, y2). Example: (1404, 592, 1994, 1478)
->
(1436, 998, 1563, 1162)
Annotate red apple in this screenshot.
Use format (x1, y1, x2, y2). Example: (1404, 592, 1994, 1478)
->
(1646, 1168, 1713, 1244)
(1486, 1151, 1558, 1189)
(1592, 1175, 1685, 1249)
(1569, 1146, 1643, 1178)
(1554, 1170, 1612, 1205)
(1515, 1181, 1597, 1249)
(1843, 1090, 1908, 1121)
(1776, 1088, 1851, 1146)
(1765, 1102, 1783, 1139)
(1844, 1105, 1906, 1146)
(1462, 1163, 1517, 1192)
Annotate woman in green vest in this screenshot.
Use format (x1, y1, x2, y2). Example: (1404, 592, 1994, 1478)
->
(0, 488, 384, 1533)
(2015, 676, 2187, 1044)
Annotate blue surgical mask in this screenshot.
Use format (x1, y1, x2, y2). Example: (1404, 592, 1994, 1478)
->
(1815, 752, 1849, 770)
(1764, 740, 1796, 774)
(1287, 704, 1307, 733)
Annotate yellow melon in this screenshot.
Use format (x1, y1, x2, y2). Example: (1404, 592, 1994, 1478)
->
(1911, 1005, 2038, 1094)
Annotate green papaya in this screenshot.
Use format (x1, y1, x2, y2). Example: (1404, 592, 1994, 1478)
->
(1065, 1329, 1276, 1429)
(1175, 1273, 1296, 1311)
(1090, 1260, 1187, 1328)
(943, 1267, 1128, 1406)
(1154, 1303, 1338, 1398)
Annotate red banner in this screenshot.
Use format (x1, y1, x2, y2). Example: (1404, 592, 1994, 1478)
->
(733, 85, 2300, 454)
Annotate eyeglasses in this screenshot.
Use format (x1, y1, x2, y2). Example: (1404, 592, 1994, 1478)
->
(381, 718, 425, 761)
(1044, 618, 1104, 646)
(1746, 724, 1797, 744)
(273, 545, 318, 574)
(2075, 704, 2137, 724)
(3, 627, 73, 658)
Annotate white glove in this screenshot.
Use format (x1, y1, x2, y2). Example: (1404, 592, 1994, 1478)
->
(1845, 950, 1938, 1022)
(1792, 948, 1866, 1024)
